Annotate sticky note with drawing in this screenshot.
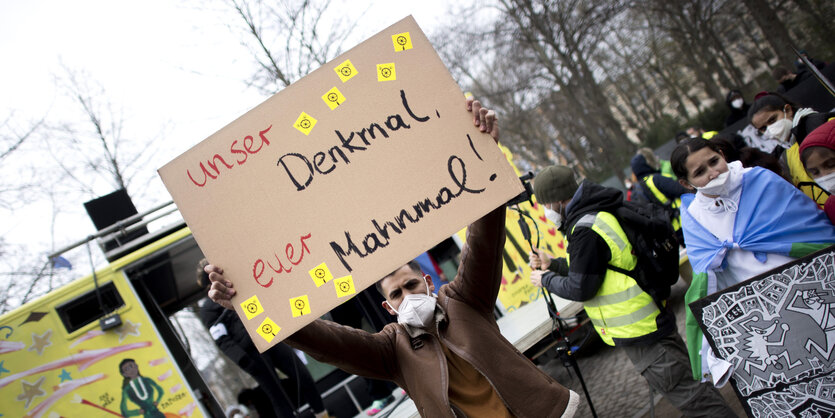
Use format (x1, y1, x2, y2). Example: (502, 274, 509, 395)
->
(158, 16, 525, 352)
(334, 59, 358, 83)
(257, 317, 280, 343)
(334, 276, 356, 298)
(293, 112, 317, 135)
(377, 63, 396, 81)
(392, 32, 413, 51)
(290, 295, 312, 317)
(322, 87, 346, 110)
(309, 262, 334, 287)
(240, 295, 265, 320)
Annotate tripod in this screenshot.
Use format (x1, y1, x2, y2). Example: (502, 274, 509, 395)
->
(513, 206, 598, 418)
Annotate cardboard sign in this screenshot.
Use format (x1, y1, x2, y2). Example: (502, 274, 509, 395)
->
(158, 16, 523, 352)
(456, 145, 568, 312)
(690, 245, 835, 417)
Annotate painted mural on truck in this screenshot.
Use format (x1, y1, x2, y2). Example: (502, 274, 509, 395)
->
(0, 268, 204, 418)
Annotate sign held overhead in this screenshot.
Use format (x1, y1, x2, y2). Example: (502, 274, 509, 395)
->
(159, 16, 523, 352)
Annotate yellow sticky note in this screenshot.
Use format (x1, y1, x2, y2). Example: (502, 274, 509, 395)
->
(334, 59, 358, 83)
(322, 87, 346, 110)
(256, 317, 280, 343)
(293, 112, 317, 135)
(334, 275, 356, 298)
(308, 262, 334, 287)
(377, 63, 396, 82)
(392, 32, 413, 51)
(240, 295, 265, 320)
(290, 295, 311, 318)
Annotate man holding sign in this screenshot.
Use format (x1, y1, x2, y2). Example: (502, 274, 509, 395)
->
(206, 99, 579, 418)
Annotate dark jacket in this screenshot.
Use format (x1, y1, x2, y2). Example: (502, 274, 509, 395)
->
(630, 154, 689, 204)
(541, 181, 677, 345)
(285, 207, 573, 418)
(777, 71, 812, 93)
(199, 298, 265, 371)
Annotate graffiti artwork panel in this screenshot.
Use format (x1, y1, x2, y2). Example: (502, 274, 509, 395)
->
(690, 246, 835, 417)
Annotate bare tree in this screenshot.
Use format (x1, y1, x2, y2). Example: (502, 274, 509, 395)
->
(790, 0, 835, 48)
(46, 65, 160, 199)
(496, 0, 637, 179)
(0, 113, 42, 162)
(739, 0, 799, 68)
(225, 0, 362, 94)
(0, 190, 79, 315)
(0, 114, 45, 210)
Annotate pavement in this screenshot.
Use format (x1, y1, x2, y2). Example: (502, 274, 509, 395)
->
(539, 278, 749, 418)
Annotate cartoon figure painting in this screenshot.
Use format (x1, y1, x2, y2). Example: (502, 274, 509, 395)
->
(740, 317, 799, 373)
(690, 246, 835, 417)
(787, 289, 835, 359)
(119, 358, 165, 418)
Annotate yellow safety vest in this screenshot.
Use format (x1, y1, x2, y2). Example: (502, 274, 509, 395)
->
(570, 212, 661, 346)
(641, 175, 682, 232)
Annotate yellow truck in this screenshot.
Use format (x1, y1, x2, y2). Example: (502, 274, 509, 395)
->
(0, 204, 219, 418)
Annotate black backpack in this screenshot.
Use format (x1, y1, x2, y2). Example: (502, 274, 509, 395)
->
(636, 176, 679, 223)
(606, 200, 681, 303)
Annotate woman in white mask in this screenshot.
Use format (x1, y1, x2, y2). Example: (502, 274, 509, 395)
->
(799, 119, 835, 224)
(671, 137, 835, 386)
(748, 93, 830, 207)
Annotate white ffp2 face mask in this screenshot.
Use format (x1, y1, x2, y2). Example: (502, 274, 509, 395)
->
(815, 171, 835, 194)
(544, 207, 563, 228)
(390, 282, 436, 329)
(695, 171, 730, 196)
(765, 112, 793, 143)
(731, 98, 744, 109)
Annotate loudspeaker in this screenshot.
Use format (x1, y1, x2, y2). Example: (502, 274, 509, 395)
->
(83, 189, 148, 255)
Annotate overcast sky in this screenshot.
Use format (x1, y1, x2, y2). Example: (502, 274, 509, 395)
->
(0, 0, 453, 261)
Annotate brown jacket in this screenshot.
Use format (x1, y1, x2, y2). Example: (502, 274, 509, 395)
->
(286, 206, 572, 417)
(286, 207, 569, 418)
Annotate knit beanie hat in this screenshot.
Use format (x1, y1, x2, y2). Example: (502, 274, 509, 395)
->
(533, 165, 578, 204)
(638, 147, 660, 170)
(799, 119, 835, 164)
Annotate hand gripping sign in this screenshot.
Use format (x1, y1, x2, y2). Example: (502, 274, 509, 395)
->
(158, 16, 523, 352)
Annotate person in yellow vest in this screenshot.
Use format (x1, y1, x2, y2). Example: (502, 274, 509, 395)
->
(630, 148, 689, 244)
(528, 165, 734, 417)
(748, 92, 833, 207)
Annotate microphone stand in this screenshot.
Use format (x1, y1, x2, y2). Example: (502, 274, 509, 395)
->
(512, 205, 598, 418)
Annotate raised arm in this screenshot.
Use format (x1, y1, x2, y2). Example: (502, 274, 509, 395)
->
(441, 98, 507, 314)
(205, 264, 399, 381)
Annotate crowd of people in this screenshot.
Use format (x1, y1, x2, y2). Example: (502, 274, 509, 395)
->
(197, 51, 835, 417)
(563, 50, 835, 414)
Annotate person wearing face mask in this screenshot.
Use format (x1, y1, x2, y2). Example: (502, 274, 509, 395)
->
(748, 92, 833, 206)
(526, 165, 733, 417)
(203, 98, 580, 418)
(724, 89, 750, 127)
(799, 119, 835, 224)
(671, 137, 835, 386)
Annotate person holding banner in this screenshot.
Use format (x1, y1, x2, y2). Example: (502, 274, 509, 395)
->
(527, 166, 734, 417)
(205, 99, 580, 418)
(196, 260, 330, 418)
(670, 136, 835, 385)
